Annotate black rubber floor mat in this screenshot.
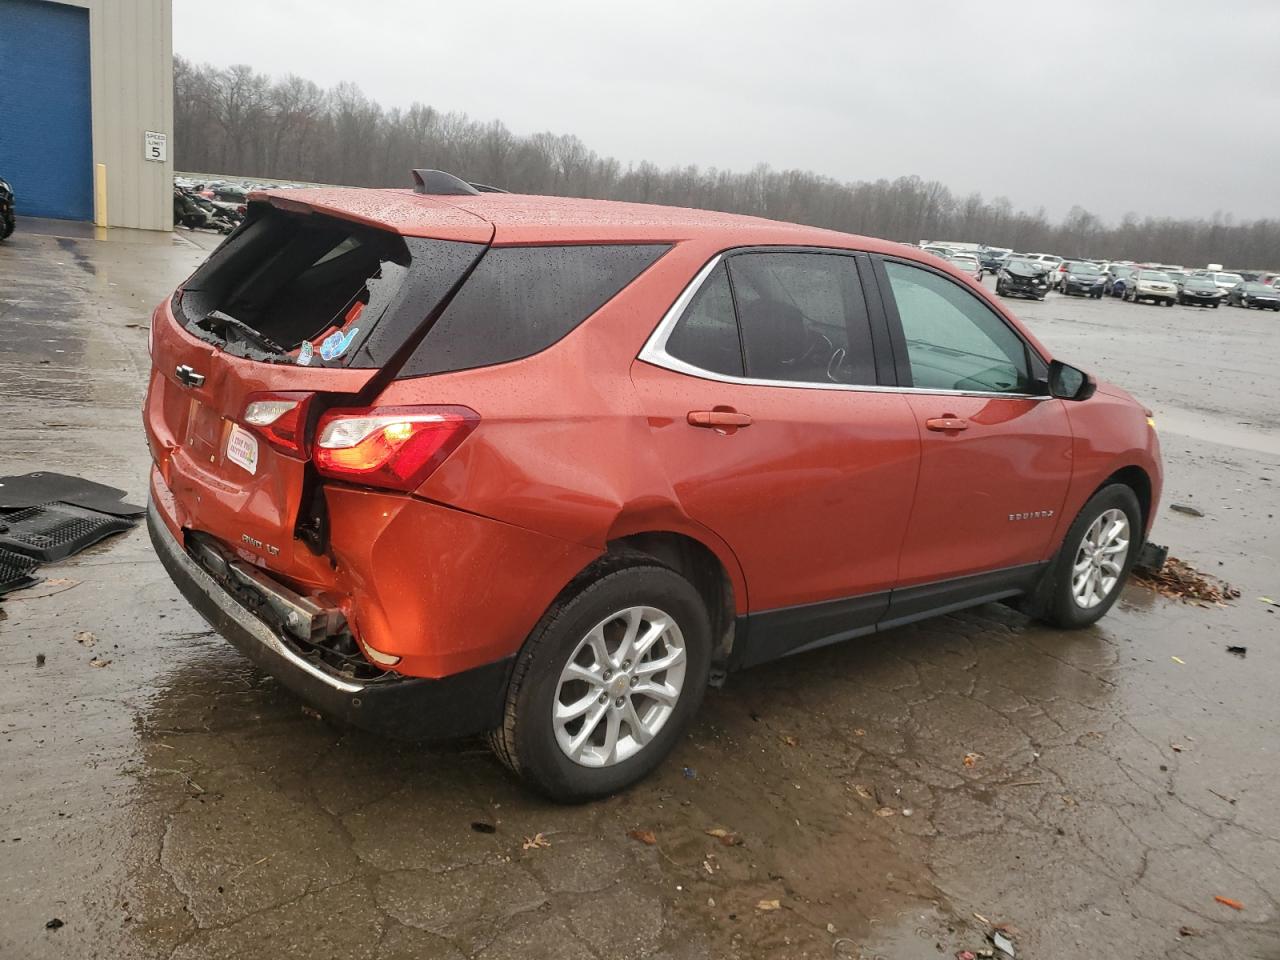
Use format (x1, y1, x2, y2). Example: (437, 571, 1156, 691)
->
(0, 546, 42, 597)
(0, 472, 145, 517)
(0, 503, 135, 562)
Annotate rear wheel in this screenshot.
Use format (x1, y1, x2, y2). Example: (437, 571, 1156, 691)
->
(1030, 484, 1142, 629)
(488, 562, 712, 801)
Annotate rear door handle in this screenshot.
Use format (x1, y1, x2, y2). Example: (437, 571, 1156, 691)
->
(687, 410, 753, 428)
(925, 416, 968, 431)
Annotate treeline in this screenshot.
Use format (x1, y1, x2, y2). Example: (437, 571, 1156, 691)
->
(173, 57, 1280, 268)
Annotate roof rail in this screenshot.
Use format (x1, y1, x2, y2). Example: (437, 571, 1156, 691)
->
(410, 169, 510, 196)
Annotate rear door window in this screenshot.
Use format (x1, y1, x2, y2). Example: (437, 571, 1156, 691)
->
(400, 244, 670, 377)
(726, 252, 877, 386)
(663, 263, 744, 377)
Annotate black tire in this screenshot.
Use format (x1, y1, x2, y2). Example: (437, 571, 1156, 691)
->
(1213, 303, 1219, 308)
(488, 561, 712, 801)
(1028, 484, 1143, 629)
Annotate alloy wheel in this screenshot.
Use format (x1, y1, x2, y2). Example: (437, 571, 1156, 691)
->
(1070, 508, 1131, 609)
(552, 606, 687, 767)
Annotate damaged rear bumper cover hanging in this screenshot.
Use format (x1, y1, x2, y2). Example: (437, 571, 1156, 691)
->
(146, 500, 510, 740)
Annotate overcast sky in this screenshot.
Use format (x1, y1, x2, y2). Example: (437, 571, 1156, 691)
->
(174, 0, 1280, 224)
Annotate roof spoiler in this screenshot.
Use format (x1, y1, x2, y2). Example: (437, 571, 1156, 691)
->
(411, 169, 510, 196)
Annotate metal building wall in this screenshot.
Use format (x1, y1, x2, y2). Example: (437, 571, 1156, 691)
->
(55, 0, 174, 230)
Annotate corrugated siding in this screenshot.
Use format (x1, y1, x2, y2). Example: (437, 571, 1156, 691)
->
(44, 0, 173, 230)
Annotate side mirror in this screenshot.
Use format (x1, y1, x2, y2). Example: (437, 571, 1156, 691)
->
(1048, 360, 1096, 401)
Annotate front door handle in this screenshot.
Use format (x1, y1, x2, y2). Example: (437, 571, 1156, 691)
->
(687, 410, 753, 428)
(926, 416, 968, 431)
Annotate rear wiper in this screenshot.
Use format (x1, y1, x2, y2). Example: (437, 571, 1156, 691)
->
(198, 310, 285, 355)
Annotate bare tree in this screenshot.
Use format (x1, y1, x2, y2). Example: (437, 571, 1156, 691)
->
(171, 56, 1280, 268)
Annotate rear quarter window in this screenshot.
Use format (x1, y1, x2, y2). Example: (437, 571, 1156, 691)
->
(400, 244, 670, 377)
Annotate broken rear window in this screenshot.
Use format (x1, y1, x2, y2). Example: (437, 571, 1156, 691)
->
(176, 205, 482, 367)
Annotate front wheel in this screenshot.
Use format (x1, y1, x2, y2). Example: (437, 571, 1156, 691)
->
(489, 562, 712, 801)
(1030, 484, 1142, 629)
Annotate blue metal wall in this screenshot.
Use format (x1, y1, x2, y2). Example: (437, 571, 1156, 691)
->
(0, 0, 93, 221)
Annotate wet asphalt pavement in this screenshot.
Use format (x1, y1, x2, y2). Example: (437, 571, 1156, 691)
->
(1, 223, 1278, 960)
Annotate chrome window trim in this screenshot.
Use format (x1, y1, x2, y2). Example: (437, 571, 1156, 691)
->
(637, 252, 1050, 402)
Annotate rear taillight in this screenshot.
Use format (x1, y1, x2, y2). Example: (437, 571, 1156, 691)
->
(313, 405, 478, 492)
(243, 392, 314, 457)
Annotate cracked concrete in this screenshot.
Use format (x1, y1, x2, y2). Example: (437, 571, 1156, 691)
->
(2, 222, 1278, 959)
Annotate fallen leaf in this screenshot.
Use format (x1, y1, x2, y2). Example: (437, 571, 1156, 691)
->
(1171, 656, 1186, 665)
(89, 658, 112, 668)
(627, 829, 657, 846)
(853, 784, 873, 800)
(874, 806, 896, 817)
(853, 728, 866, 737)
(755, 899, 781, 911)
(1171, 743, 1184, 753)
(1178, 925, 1200, 937)
(522, 832, 551, 850)
(1214, 895, 1244, 910)
(300, 705, 322, 721)
(704, 827, 743, 846)
(781, 735, 798, 747)
(75, 631, 96, 647)
(1132, 556, 1239, 605)
(963, 752, 983, 768)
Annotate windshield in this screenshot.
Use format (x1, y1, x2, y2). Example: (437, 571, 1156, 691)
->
(1043, 256, 1063, 266)
(1242, 283, 1273, 293)
(1185, 280, 1215, 290)
(1006, 259, 1040, 272)
(1112, 266, 1135, 276)
(1138, 271, 1171, 281)
(1068, 263, 1101, 275)
(1215, 273, 1244, 284)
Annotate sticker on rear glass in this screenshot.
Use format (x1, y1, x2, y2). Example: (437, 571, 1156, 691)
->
(226, 423, 259, 475)
(319, 327, 359, 361)
(296, 341, 314, 366)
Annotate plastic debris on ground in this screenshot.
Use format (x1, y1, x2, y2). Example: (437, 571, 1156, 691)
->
(0, 473, 142, 598)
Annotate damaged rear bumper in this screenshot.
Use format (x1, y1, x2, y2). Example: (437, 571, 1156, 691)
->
(147, 500, 509, 740)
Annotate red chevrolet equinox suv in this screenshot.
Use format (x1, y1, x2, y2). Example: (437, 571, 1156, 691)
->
(146, 171, 1163, 800)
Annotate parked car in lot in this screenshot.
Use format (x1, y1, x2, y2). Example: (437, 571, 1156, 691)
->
(995, 257, 1052, 300)
(0, 175, 13, 241)
(1227, 281, 1280, 310)
(1125, 270, 1179, 306)
(921, 244, 957, 260)
(1023, 253, 1065, 284)
(1058, 261, 1106, 298)
(145, 172, 1164, 799)
(1197, 270, 1246, 293)
(1178, 276, 1223, 307)
(948, 252, 984, 281)
(980, 247, 1011, 272)
(1105, 265, 1137, 297)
